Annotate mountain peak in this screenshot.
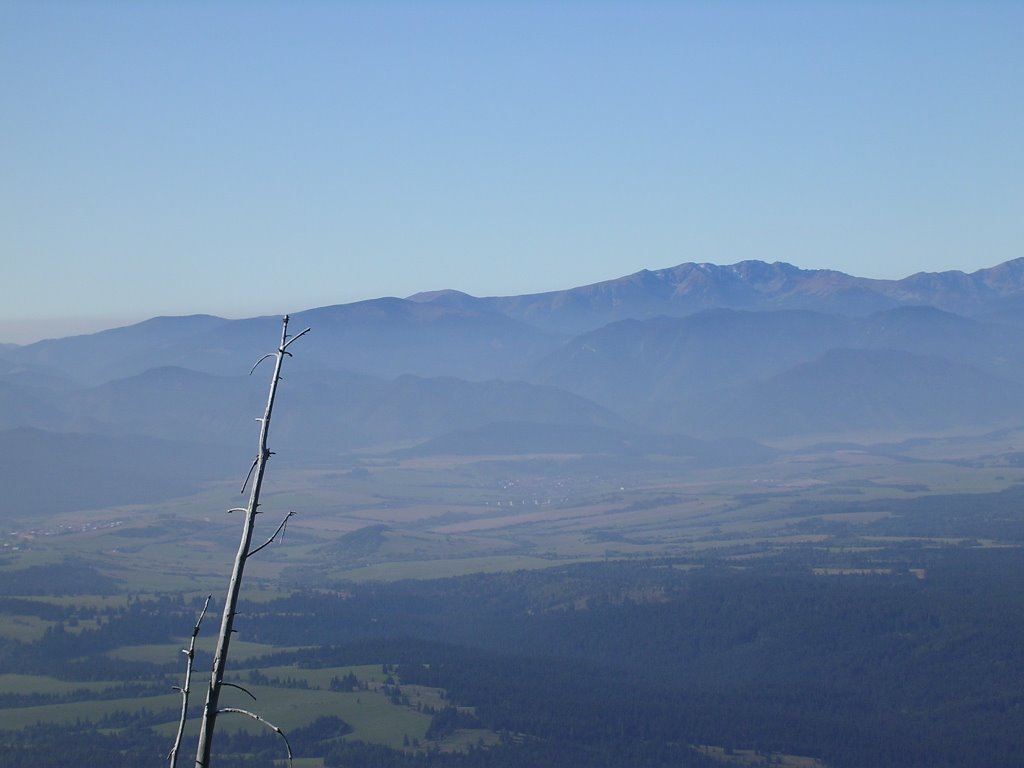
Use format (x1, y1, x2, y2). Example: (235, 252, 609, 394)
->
(391, 258, 1024, 335)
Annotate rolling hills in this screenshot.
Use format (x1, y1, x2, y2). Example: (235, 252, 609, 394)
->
(4, 257, 1024, 516)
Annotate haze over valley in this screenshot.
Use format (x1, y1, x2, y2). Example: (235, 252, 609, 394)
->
(5, 258, 1024, 485)
(2, 259, 1023, 768)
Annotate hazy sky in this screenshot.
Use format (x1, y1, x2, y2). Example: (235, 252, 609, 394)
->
(2, 1, 1022, 343)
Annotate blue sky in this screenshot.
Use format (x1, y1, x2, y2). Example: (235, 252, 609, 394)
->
(2, 1, 1022, 343)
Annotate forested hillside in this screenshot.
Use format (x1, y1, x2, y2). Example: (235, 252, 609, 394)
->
(1, 548, 1021, 767)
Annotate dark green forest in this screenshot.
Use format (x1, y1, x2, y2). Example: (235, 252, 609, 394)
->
(1, 545, 1021, 767)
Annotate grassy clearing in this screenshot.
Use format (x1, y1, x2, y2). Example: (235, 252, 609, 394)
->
(0, 659, 450, 752)
(19, 594, 131, 609)
(694, 744, 826, 767)
(334, 555, 566, 582)
(0, 548, 68, 571)
(246, 664, 390, 689)
(0, 675, 432, 749)
(236, 664, 451, 717)
(106, 638, 297, 664)
(0, 674, 126, 696)
(211, 684, 432, 748)
(438, 728, 501, 752)
(0, 692, 180, 730)
(0, 614, 53, 642)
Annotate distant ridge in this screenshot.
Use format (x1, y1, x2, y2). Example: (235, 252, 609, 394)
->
(5, 299, 563, 385)
(535, 305, 1024, 434)
(4, 256, 1024, 468)
(410, 258, 1024, 334)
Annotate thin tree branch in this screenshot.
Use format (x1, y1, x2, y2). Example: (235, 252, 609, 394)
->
(282, 326, 311, 352)
(240, 457, 259, 494)
(247, 511, 296, 557)
(220, 681, 257, 701)
(168, 595, 211, 768)
(249, 353, 275, 375)
(218, 708, 293, 767)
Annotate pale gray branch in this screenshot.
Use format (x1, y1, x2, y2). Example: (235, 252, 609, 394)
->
(168, 595, 211, 768)
(218, 707, 293, 766)
(281, 326, 311, 352)
(194, 315, 307, 768)
(247, 511, 296, 557)
(249, 353, 274, 375)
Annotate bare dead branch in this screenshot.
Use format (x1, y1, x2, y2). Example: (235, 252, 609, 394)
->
(219, 681, 257, 701)
(218, 707, 293, 766)
(281, 326, 311, 352)
(194, 315, 307, 768)
(247, 510, 296, 557)
(249, 353, 274, 375)
(240, 457, 259, 494)
(168, 595, 211, 768)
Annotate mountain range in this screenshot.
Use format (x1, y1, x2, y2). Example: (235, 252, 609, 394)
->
(4, 258, 1024, 517)
(409, 258, 1024, 333)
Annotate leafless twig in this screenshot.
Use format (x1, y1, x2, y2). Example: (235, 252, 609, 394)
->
(219, 681, 257, 701)
(248, 510, 296, 557)
(168, 595, 211, 768)
(218, 707, 293, 767)
(249, 353, 275, 375)
(239, 457, 259, 494)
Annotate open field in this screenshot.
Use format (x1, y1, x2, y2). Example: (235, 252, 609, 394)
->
(695, 745, 827, 768)
(0, 659, 447, 748)
(5, 428, 1024, 589)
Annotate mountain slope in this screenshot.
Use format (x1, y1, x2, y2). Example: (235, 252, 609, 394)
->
(682, 348, 1024, 439)
(5, 258, 1024, 455)
(411, 258, 1024, 334)
(7, 366, 628, 462)
(3, 299, 563, 385)
(2, 315, 232, 385)
(534, 306, 1024, 427)
(8, 257, 1024, 386)
(533, 309, 853, 413)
